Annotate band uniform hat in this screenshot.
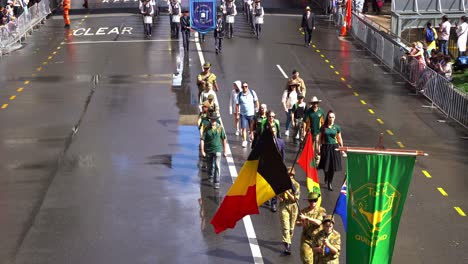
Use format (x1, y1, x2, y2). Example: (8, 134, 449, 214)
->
(203, 62, 211, 68)
(202, 101, 211, 108)
(209, 112, 220, 119)
(310, 96, 322, 103)
(322, 215, 335, 224)
(307, 191, 321, 200)
(306, 6, 311, 10)
(208, 94, 215, 100)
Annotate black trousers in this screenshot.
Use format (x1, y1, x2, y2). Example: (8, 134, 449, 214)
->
(304, 28, 312, 44)
(182, 30, 190, 50)
(144, 23, 152, 36)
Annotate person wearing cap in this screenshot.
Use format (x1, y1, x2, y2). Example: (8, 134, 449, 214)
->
(60, 0, 71, 28)
(197, 62, 219, 96)
(223, 0, 237, 38)
(317, 110, 344, 191)
(302, 96, 325, 157)
(291, 94, 307, 142)
(301, 6, 316, 46)
(252, 0, 264, 39)
(229, 81, 242, 136)
(312, 215, 341, 263)
(198, 101, 212, 134)
(235, 82, 259, 148)
(200, 113, 227, 189)
(287, 70, 307, 97)
(250, 103, 268, 148)
(297, 191, 326, 263)
(180, 9, 191, 51)
(199, 83, 219, 113)
(278, 166, 300, 255)
(282, 80, 299, 137)
(140, 0, 154, 38)
(214, 12, 225, 54)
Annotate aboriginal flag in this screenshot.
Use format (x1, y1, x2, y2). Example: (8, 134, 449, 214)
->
(210, 130, 292, 234)
(297, 132, 322, 207)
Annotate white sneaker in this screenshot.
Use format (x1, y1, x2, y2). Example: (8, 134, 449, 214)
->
(235, 130, 240, 136)
(295, 134, 300, 139)
(242, 141, 247, 148)
(285, 130, 290, 137)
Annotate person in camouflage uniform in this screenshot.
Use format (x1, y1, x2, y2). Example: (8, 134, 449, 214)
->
(278, 166, 301, 255)
(312, 215, 341, 263)
(297, 191, 326, 264)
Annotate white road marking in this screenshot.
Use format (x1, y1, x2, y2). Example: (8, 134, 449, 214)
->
(194, 32, 264, 264)
(65, 39, 178, 44)
(276, 64, 288, 79)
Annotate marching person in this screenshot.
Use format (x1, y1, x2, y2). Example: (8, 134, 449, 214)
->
(288, 70, 307, 97)
(456, 16, 468, 57)
(229, 80, 242, 136)
(61, 0, 71, 28)
(235, 82, 259, 148)
(282, 80, 299, 137)
(224, 0, 237, 38)
(214, 12, 225, 54)
(197, 62, 219, 97)
(180, 9, 191, 51)
(301, 6, 316, 46)
(317, 110, 344, 191)
(140, 0, 154, 38)
(302, 96, 325, 161)
(312, 215, 341, 263)
(169, 0, 181, 39)
(278, 166, 300, 255)
(199, 83, 219, 112)
(291, 94, 307, 143)
(252, 0, 264, 39)
(297, 191, 327, 264)
(250, 103, 268, 148)
(200, 113, 227, 189)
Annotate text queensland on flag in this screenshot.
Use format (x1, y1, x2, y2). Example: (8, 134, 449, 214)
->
(211, 130, 292, 234)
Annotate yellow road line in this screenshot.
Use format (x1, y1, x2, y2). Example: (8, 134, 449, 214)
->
(376, 118, 384, 124)
(454, 207, 466, 216)
(353, 92, 359, 96)
(386, 129, 394, 136)
(330, 65, 334, 69)
(1, 104, 8, 109)
(31, 73, 36, 77)
(360, 100, 367, 105)
(48, 56, 53, 60)
(422, 170, 432, 178)
(24, 80, 30, 85)
(17, 87, 24, 92)
(320, 54, 324, 58)
(43, 61, 48, 65)
(312, 45, 316, 48)
(347, 84, 352, 88)
(52, 51, 57, 55)
(437, 187, 448, 196)
(340, 77, 346, 81)
(335, 71, 340, 75)
(368, 109, 375, 114)
(9, 95, 16, 100)
(36, 67, 42, 72)
(397, 141, 405, 148)
(325, 59, 329, 63)
(57, 46, 61, 50)
(316, 50, 320, 53)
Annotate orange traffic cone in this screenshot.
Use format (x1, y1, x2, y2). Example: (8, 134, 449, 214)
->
(339, 21, 347, 36)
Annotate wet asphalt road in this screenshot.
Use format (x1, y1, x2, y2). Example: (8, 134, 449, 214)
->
(0, 6, 467, 264)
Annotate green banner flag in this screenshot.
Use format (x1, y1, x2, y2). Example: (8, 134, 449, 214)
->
(347, 153, 416, 264)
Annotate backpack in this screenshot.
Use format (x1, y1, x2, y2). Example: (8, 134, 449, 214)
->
(237, 89, 257, 106)
(425, 27, 435, 43)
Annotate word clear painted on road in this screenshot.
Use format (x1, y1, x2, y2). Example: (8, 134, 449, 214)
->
(73, 27, 133, 36)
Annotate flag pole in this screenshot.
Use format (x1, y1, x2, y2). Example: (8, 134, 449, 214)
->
(336, 133, 428, 156)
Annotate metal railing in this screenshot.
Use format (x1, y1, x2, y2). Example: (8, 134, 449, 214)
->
(0, 0, 51, 55)
(350, 12, 468, 129)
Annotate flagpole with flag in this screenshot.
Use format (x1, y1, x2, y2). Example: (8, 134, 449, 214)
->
(337, 138, 427, 264)
(210, 129, 293, 234)
(332, 178, 347, 231)
(297, 131, 322, 207)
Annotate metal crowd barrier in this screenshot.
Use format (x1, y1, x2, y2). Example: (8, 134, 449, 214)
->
(0, 0, 51, 55)
(350, 12, 468, 129)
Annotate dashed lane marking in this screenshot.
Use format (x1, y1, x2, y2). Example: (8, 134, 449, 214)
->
(335, 71, 340, 75)
(43, 62, 48, 65)
(316, 49, 320, 53)
(17, 88, 23, 92)
(36, 67, 42, 72)
(360, 100, 366, 105)
(325, 59, 330, 63)
(340, 77, 346, 81)
(386, 129, 394, 136)
(320, 54, 325, 58)
(32, 73, 36, 77)
(48, 56, 53, 60)
(1, 104, 8, 109)
(454, 207, 466, 216)
(9, 96, 16, 100)
(347, 84, 352, 88)
(276, 64, 288, 79)
(368, 109, 375, 114)
(353, 92, 359, 96)
(422, 170, 432, 178)
(397, 141, 405, 148)
(24, 81, 30, 85)
(376, 118, 384, 124)
(52, 51, 57, 55)
(437, 187, 448, 196)
(330, 65, 334, 69)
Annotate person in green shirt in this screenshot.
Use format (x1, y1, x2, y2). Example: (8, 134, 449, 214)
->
(250, 103, 268, 148)
(302, 96, 325, 161)
(317, 110, 344, 191)
(200, 113, 227, 189)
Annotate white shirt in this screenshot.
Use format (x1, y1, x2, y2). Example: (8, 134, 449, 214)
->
(439, 21, 451, 41)
(281, 89, 298, 110)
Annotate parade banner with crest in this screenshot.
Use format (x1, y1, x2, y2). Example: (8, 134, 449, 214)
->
(346, 152, 417, 264)
(190, 0, 216, 34)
